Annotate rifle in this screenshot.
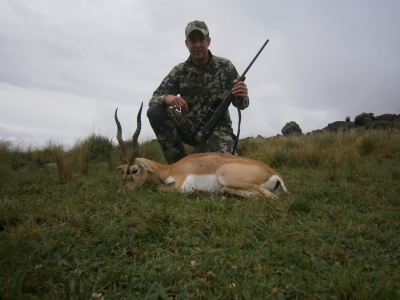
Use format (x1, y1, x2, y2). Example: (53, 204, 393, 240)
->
(192, 39, 269, 154)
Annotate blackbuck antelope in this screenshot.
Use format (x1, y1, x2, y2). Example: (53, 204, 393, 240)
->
(115, 103, 288, 198)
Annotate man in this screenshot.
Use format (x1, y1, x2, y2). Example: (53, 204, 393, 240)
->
(147, 20, 249, 164)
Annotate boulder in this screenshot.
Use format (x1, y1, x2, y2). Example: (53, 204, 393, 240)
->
(281, 121, 302, 135)
(354, 113, 376, 126)
(364, 117, 374, 124)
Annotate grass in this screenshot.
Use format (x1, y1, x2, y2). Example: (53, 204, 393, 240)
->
(0, 130, 400, 299)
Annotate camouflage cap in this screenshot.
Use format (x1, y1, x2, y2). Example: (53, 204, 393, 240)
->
(185, 20, 209, 38)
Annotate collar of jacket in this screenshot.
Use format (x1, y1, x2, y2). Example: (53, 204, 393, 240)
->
(186, 50, 213, 69)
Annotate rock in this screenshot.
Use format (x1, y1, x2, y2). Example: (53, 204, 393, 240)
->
(324, 121, 355, 132)
(38, 163, 57, 171)
(364, 117, 373, 124)
(375, 114, 399, 122)
(354, 113, 375, 126)
(281, 121, 302, 135)
(365, 121, 392, 130)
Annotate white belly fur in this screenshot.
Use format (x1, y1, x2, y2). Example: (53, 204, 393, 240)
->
(179, 174, 222, 193)
(165, 174, 285, 194)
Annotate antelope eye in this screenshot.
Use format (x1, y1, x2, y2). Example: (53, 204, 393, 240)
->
(131, 169, 138, 175)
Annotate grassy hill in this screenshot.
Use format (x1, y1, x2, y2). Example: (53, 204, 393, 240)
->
(1, 130, 399, 299)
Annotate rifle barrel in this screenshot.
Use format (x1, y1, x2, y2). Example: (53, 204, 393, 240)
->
(239, 39, 269, 80)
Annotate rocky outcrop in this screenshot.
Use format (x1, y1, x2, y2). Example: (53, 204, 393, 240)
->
(365, 120, 393, 130)
(375, 114, 399, 122)
(279, 112, 400, 137)
(324, 121, 355, 132)
(354, 113, 400, 130)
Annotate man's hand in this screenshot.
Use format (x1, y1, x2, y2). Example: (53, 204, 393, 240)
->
(232, 80, 248, 99)
(164, 95, 188, 112)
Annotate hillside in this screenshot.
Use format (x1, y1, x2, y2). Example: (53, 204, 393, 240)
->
(1, 130, 399, 299)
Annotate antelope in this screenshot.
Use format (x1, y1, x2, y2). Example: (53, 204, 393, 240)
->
(115, 103, 288, 198)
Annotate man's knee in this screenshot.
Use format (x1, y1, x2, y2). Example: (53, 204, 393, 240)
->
(147, 104, 168, 121)
(147, 104, 167, 119)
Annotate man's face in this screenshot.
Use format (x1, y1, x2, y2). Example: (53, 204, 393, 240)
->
(185, 30, 211, 65)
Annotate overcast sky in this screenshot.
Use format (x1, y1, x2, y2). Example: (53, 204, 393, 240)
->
(1, 0, 399, 149)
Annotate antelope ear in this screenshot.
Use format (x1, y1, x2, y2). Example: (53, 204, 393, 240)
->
(139, 161, 154, 172)
(117, 165, 125, 171)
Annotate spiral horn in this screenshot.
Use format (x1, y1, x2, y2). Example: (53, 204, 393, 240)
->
(128, 102, 143, 166)
(115, 108, 128, 164)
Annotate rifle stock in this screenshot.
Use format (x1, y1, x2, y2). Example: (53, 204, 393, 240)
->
(192, 39, 269, 154)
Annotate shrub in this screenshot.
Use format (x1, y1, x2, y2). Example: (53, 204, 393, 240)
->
(357, 133, 380, 155)
(51, 144, 73, 182)
(76, 133, 114, 162)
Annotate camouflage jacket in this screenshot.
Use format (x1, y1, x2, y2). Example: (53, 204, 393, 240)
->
(149, 50, 249, 132)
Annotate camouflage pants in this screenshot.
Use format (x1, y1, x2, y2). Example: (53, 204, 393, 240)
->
(147, 104, 235, 163)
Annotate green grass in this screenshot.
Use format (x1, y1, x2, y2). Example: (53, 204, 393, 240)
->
(1, 130, 400, 299)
